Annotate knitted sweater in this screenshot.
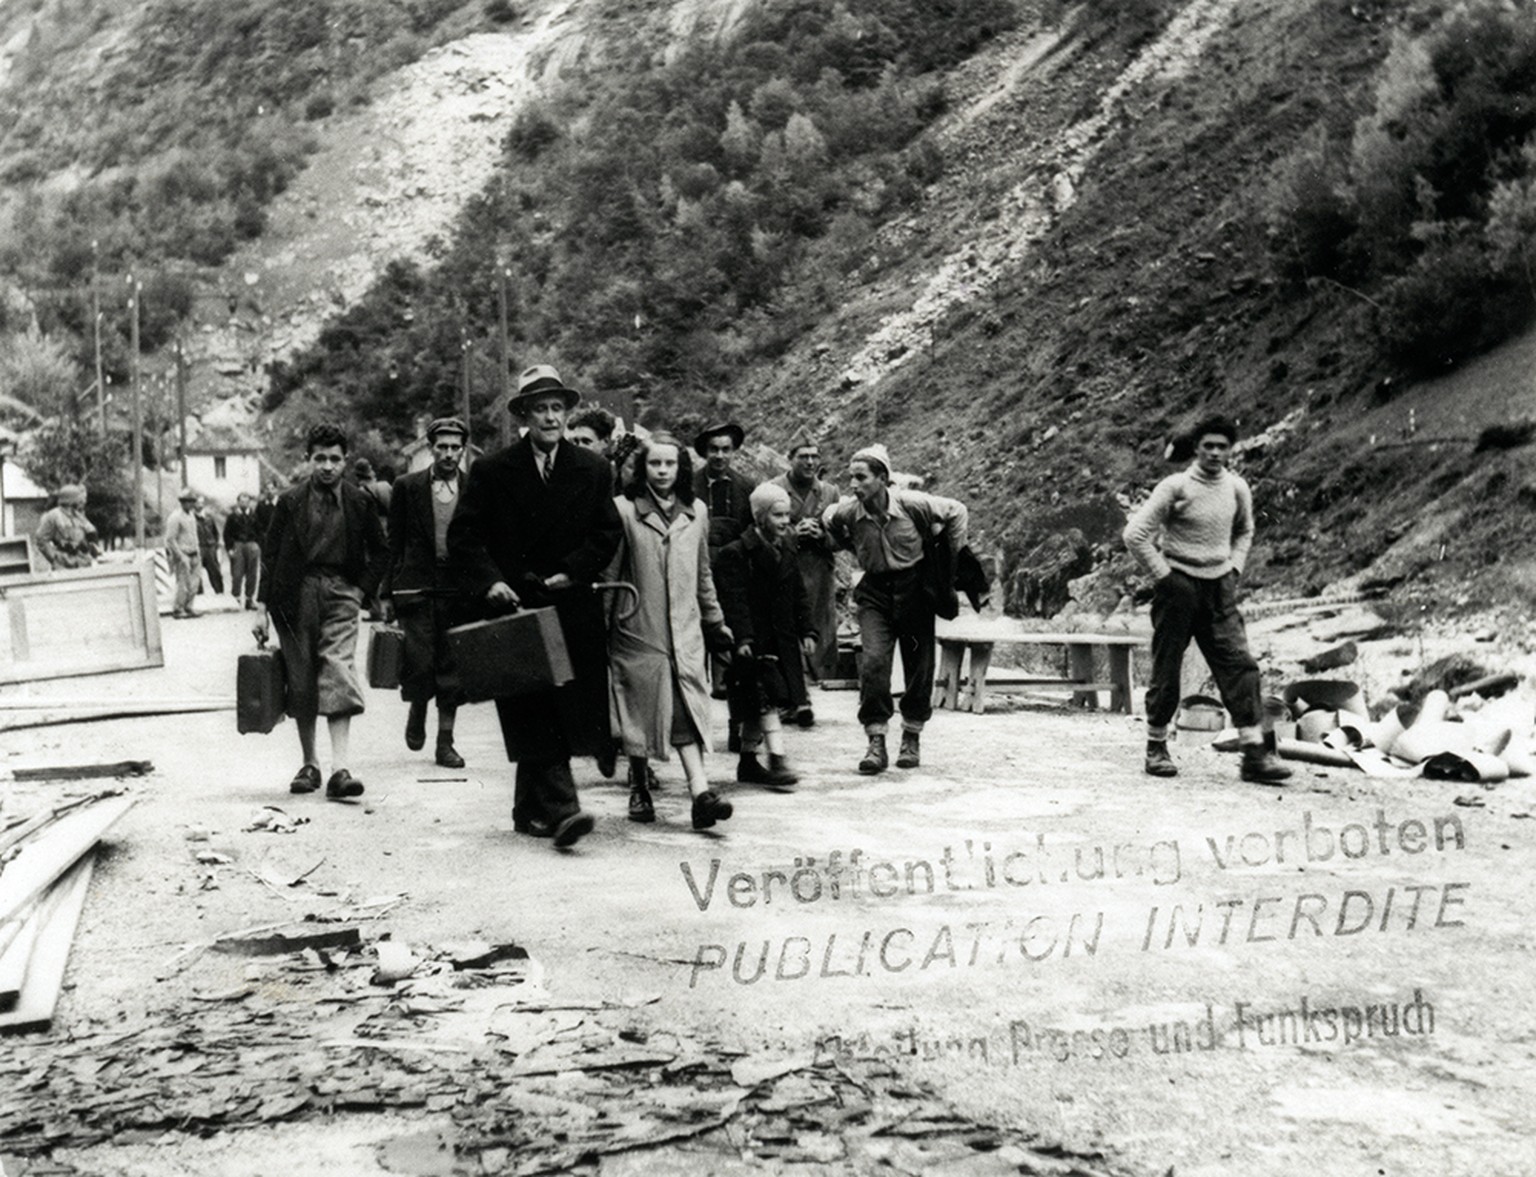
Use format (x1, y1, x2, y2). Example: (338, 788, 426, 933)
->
(1123, 465, 1253, 581)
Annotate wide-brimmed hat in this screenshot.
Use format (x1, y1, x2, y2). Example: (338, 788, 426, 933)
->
(692, 422, 745, 456)
(426, 415, 468, 442)
(509, 365, 580, 414)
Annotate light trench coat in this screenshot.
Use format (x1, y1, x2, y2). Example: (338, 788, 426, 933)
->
(608, 493, 730, 759)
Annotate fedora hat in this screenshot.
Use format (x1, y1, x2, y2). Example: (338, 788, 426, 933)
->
(692, 421, 745, 456)
(178, 489, 199, 503)
(510, 365, 580, 413)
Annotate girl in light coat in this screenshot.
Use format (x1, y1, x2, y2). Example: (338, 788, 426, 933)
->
(608, 433, 734, 831)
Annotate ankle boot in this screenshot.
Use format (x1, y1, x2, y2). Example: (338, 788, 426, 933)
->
(628, 761, 655, 823)
(895, 731, 920, 769)
(1240, 744, 1292, 785)
(736, 753, 772, 784)
(858, 733, 888, 775)
(764, 754, 799, 790)
(1144, 740, 1178, 777)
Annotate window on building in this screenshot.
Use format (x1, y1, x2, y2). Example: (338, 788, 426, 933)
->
(214, 456, 227, 479)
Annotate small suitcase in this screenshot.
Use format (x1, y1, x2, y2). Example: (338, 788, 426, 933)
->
(366, 624, 406, 690)
(237, 635, 287, 734)
(448, 606, 574, 703)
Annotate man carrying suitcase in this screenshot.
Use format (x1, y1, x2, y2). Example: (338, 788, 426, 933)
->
(254, 422, 390, 801)
(448, 365, 622, 849)
(382, 416, 470, 769)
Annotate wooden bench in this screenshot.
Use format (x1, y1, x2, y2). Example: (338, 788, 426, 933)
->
(933, 632, 1145, 715)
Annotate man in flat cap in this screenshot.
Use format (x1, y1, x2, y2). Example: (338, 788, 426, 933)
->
(449, 365, 621, 849)
(769, 429, 841, 717)
(383, 416, 471, 769)
(35, 484, 98, 571)
(823, 444, 968, 775)
(164, 488, 204, 619)
(256, 422, 390, 801)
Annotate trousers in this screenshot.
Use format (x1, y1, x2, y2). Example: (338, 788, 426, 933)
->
(1146, 569, 1261, 730)
(854, 567, 935, 732)
(229, 541, 261, 602)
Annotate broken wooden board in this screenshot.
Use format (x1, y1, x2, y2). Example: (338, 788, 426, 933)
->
(0, 561, 162, 685)
(0, 852, 95, 1035)
(5, 761, 153, 783)
(0, 701, 234, 732)
(0, 795, 133, 927)
(0, 894, 43, 1010)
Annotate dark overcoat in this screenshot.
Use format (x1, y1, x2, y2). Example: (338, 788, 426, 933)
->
(713, 527, 816, 712)
(383, 466, 466, 704)
(448, 438, 621, 761)
(691, 466, 755, 558)
(258, 477, 389, 626)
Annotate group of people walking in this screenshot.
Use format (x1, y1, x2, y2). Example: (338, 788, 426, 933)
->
(249, 364, 974, 846)
(241, 366, 1289, 848)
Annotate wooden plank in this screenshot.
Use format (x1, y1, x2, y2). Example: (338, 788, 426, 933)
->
(0, 697, 231, 711)
(0, 894, 44, 1010)
(0, 702, 234, 732)
(0, 852, 95, 1035)
(975, 677, 1116, 690)
(938, 632, 1145, 646)
(0, 795, 132, 928)
(0, 560, 163, 685)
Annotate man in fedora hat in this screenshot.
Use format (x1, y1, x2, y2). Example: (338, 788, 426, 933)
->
(1124, 413, 1290, 785)
(383, 416, 471, 769)
(255, 422, 390, 802)
(449, 365, 621, 849)
(769, 428, 841, 714)
(691, 422, 754, 560)
(822, 443, 968, 775)
(164, 488, 205, 619)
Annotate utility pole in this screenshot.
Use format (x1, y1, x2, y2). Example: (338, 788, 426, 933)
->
(460, 326, 473, 468)
(91, 239, 106, 437)
(154, 374, 165, 528)
(497, 267, 512, 451)
(176, 335, 189, 488)
(128, 276, 144, 549)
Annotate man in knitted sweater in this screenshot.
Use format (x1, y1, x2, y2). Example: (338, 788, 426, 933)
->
(1123, 415, 1290, 784)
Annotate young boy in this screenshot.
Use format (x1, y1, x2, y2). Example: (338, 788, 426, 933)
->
(255, 423, 390, 800)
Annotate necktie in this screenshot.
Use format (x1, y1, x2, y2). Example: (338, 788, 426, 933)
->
(539, 453, 552, 483)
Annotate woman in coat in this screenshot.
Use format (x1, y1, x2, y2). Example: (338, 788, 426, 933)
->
(609, 433, 735, 831)
(713, 483, 817, 790)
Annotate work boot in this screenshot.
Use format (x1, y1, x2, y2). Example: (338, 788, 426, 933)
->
(435, 740, 465, 769)
(628, 783, 655, 823)
(736, 753, 772, 785)
(405, 703, 427, 752)
(1144, 740, 1178, 777)
(895, 731, 920, 769)
(691, 790, 733, 830)
(1240, 744, 1292, 785)
(858, 734, 888, 775)
(764, 754, 799, 790)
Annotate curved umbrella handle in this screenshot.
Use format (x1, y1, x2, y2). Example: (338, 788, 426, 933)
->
(592, 580, 640, 623)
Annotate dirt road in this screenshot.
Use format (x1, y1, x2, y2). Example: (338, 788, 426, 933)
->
(3, 602, 1534, 1176)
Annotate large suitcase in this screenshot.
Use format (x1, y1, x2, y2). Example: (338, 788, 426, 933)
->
(237, 636, 286, 734)
(447, 607, 573, 703)
(366, 624, 406, 690)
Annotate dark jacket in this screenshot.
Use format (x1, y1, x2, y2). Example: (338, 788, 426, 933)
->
(714, 527, 816, 711)
(257, 477, 390, 624)
(692, 466, 755, 557)
(448, 438, 621, 760)
(224, 509, 261, 547)
(382, 467, 462, 598)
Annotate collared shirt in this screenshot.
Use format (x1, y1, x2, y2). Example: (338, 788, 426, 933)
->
(822, 487, 969, 574)
(534, 445, 556, 482)
(305, 480, 347, 568)
(164, 508, 201, 556)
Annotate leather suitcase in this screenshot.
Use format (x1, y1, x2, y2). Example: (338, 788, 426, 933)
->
(237, 638, 286, 734)
(366, 624, 406, 690)
(448, 607, 574, 702)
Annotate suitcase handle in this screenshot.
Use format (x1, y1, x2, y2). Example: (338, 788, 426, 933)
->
(592, 581, 639, 623)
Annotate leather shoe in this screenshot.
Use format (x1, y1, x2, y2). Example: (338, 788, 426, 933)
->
(691, 790, 733, 831)
(764, 754, 799, 790)
(553, 811, 595, 848)
(1144, 741, 1178, 777)
(289, 764, 321, 794)
(405, 710, 427, 752)
(858, 734, 888, 775)
(628, 785, 655, 823)
(325, 769, 365, 800)
(736, 754, 772, 785)
(435, 742, 465, 769)
(795, 706, 815, 728)
(595, 742, 618, 779)
(513, 816, 553, 838)
(1240, 745, 1292, 785)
